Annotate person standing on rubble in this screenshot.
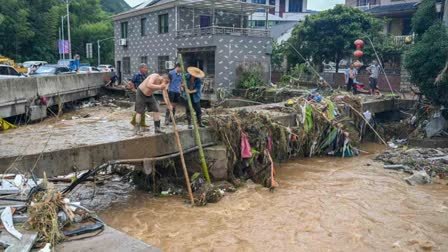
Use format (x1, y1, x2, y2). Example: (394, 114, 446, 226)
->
(367, 60, 381, 95)
(130, 64, 150, 127)
(165, 63, 183, 126)
(183, 67, 205, 129)
(134, 73, 168, 134)
(345, 64, 357, 94)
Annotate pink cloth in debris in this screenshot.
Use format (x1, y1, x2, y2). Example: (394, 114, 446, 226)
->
(241, 132, 252, 158)
(267, 136, 273, 152)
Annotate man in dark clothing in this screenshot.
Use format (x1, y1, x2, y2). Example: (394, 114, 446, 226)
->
(165, 63, 183, 126)
(183, 67, 205, 129)
(129, 63, 149, 90)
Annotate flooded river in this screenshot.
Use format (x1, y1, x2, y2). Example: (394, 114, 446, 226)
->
(101, 144, 448, 251)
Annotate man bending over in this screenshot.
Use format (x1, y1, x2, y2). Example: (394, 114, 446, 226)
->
(134, 73, 168, 134)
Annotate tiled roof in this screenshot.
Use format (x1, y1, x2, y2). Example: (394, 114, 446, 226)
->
(366, 2, 419, 15)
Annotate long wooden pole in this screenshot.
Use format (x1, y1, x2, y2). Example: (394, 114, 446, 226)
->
(162, 89, 195, 205)
(178, 54, 211, 184)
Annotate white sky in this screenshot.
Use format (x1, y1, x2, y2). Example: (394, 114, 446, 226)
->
(125, 0, 345, 10)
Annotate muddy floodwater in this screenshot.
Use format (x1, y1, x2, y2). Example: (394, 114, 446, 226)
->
(101, 144, 448, 251)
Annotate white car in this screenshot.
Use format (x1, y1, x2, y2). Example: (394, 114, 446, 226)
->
(0, 64, 25, 79)
(23, 61, 48, 74)
(97, 64, 115, 72)
(78, 66, 100, 73)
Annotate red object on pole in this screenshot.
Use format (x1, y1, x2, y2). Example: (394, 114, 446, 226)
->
(354, 50, 364, 58)
(354, 39, 365, 49)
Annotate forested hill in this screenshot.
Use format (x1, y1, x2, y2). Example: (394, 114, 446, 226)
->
(101, 0, 131, 14)
(0, 0, 119, 64)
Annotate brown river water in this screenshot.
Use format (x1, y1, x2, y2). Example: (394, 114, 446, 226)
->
(101, 144, 448, 251)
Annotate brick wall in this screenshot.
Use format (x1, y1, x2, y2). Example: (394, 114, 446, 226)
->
(322, 72, 402, 92)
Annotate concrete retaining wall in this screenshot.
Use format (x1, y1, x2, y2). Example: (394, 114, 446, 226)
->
(0, 73, 110, 118)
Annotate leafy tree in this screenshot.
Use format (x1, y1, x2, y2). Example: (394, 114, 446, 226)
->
(405, 24, 448, 106)
(100, 0, 130, 14)
(286, 5, 382, 73)
(412, 0, 439, 36)
(0, 0, 115, 64)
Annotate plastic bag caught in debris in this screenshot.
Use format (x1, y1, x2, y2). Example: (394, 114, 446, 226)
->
(425, 113, 447, 138)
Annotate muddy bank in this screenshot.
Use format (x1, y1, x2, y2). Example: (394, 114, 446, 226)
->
(100, 144, 448, 251)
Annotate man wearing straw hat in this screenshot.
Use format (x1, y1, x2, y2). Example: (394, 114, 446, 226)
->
(134, 73, 169, 134)
(183, 67, 205, 129)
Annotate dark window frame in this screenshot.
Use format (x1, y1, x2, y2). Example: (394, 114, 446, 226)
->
(158, 14, 169, 34)
(121, 22, 128, 39)
(140, 56, 148, 64)
(141, 18, 147, 36)
(123, 57, 131, 74)
(157, 55, 169, 73)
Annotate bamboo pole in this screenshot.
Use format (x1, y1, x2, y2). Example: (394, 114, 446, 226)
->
(162, 88, 195, 205)
(178, 54, 211, 184)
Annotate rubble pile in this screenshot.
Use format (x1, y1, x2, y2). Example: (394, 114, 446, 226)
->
(0, 164, 136, 250)
(208, 92, 366, 188)
(376, 147, 448, 185)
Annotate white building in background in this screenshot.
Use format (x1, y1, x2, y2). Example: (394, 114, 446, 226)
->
(248, 0, 314, 43)
(249, 0, 310, 27)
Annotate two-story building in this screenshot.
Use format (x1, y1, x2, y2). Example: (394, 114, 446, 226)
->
(346, 0, 421, 41)
(113, 0, 274, 100)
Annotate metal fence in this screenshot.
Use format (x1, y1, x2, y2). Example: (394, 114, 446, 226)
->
(176, 26, 270, 38)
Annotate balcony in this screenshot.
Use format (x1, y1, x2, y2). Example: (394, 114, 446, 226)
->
(393, 35, 414, 45)
(176, 26, 270, 38)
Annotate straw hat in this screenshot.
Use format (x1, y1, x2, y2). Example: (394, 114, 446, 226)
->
(187, 67, 205, 79)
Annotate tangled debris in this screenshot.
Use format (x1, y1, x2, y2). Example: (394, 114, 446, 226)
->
(376, 147, 448, 185)
(208, 92, 366, 188)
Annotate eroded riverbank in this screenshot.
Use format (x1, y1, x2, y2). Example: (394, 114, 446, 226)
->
(101, 144, 448, 251)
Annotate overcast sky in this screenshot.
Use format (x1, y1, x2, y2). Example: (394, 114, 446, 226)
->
(125, 0, 345, 10)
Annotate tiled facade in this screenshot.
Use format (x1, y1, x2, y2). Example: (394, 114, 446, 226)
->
(114, 6, 272, 99)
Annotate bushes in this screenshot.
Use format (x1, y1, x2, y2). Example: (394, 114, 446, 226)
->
(237, 64, 265, 89)
(405, 24, 448, 106)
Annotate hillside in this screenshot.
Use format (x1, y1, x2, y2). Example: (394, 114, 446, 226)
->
(101, 0, 131, 14)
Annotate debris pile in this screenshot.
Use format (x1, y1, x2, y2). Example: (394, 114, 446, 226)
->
(208, 92, 366, 188)
(377, 147, 448, 185)
(0, 163, 136, 250)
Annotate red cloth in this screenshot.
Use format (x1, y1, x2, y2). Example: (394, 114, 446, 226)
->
(240, 132, 252, 158)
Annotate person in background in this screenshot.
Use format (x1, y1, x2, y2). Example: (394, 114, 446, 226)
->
(184, 67, 205, 129)
(345, 64, 357, 94)
(165, 63, 183, 126)
(134, 73, 168, 134)
(367, 60, 381, 95)
(130, 63, 149, 127)
(129, 63, 149, 90)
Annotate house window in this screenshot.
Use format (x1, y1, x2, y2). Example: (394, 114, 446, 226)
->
(141, 56, 148, 64)
(158, 14, 169, 34)
(123, 57, 131, 74)
(289, 0, 303, 13)
(157, 56, 169, 73)
(121, 22, 128, 39)
(357, 0, 377, 6)
(141, 18, 146, 36)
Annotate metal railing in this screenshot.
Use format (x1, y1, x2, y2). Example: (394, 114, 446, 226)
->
(393, 35, 414, 45)
(176, 26, 270, 38)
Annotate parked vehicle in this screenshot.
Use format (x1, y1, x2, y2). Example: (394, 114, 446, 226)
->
(31, 65, 72, 76)
(78, 66, 100, 73)
(0, 55, 27, 74)
(57, 59, 81, 71)
(0, 64, 26, 79)
(97, 64, 115, 72)
(23, 61, 48, 74)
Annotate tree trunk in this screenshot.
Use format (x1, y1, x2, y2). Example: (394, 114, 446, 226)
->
(335, 54, 340, 73)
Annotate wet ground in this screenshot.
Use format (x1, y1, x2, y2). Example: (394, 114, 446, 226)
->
(101, 144, 448, 251)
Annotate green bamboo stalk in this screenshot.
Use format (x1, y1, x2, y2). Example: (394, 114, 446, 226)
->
(178, 54, 211, 184)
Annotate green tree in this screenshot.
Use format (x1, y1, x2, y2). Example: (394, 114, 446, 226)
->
(412, 0, 439, 36)
(286, 5, 382, 72)
(405, 24, 448, 106)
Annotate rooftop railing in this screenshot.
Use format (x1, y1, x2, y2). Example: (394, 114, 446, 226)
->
(176, 26, 270, 38)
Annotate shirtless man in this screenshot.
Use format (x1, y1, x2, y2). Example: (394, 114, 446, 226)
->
(134, 73, 169, 134)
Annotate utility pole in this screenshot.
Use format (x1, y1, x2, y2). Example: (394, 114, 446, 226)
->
(444, 0, 448, 26)
(61, 16, 66, 60)
(66, 0, 72, 59)
(97, 37, 114, 66)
